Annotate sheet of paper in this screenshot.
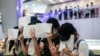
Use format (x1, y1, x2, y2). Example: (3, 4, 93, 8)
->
(59, 41, 66, 51)
(8, 29, 19, 40)
(28, 40, 35, 55)
(59, 35, 74, 51)
(18, 16, 31, 28)
(66, 35, 74, 51)
(35, 23, 52, 38)
(23, 25, 36, 38)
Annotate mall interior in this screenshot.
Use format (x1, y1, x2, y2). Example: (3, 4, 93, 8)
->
(0, 0, 100, 56)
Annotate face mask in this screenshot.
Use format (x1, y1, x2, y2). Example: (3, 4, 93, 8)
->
(52, 31, 57, 36)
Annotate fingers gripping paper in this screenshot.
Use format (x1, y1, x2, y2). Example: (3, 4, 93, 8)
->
(35, 23, 52, 38)
(23, 23, 52, 38)
(59, 35, 74, 51)
(23, 25, 36, 38)
(8, 29, 19, 40)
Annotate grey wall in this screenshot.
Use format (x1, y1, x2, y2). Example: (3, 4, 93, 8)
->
(0, 0, 17, 34)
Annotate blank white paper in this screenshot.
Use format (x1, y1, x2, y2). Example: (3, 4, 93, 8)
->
(35, 23, 52, 38)
(8, 29, 19, 40)
(23, 25, 36, 38)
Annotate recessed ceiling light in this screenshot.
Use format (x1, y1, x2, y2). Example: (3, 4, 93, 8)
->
(60, 0, 64, 2)
(49, 0, 55, 3)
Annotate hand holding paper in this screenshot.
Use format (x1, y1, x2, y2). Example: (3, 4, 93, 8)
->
(35, 23, 52, 38)
(59, 41, 66, 51)
(23, 25, 35, 38)
(30, 28, 36, 39)
(23, 23, 52, 38)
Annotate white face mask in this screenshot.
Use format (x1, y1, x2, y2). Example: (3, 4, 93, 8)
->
(52, 29, 57, 36)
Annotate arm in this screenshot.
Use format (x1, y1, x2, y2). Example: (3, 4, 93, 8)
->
(63, 48, 75, 56)
(2, 36, 8, 49)
(14, 39, 20, 55)
(14, 39, 18, 51)
(49, 43, 59, 56)
(47, 33, 52, 47)
(47, 33, 60, 56)
(30, 28, 44, 56)
(78, 41, 89, 56)
(19, 34, 28, 55)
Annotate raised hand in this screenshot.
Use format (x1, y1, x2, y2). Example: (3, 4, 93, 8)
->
(47, 33, 52, 39)
(14, 39, 18, 44)
(19, 33, 24, 41)
(49, 43, 58, 56)
(63, 48, 70, 53)
(30, 28, 36, 39)
(19, 26, 24, 34)
(5, 35, 8, 41)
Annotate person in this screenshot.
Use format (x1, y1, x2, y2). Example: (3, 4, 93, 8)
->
(50, 23, 89, 56)
(85, 4, 90, 18)
(49, 10, 54, 18)
(54, 9, 58, 15)
(58, 8, 62, 20)
(54, 9, 58, 19)
(64, 6, 68, 20)
(69, 6, 73, 19)
(77, 5, 82, 19)
(90, 2, 95, 18)
(19, 33, 30, 56)
(30, 18, 60, 56)
(59, 23, 89, 56)
(18, 17, 42, 56)
(74, 7, 78, 19)
(1, 36, 19, 56)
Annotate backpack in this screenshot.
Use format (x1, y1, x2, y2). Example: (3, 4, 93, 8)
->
(77, 39, 95, 56)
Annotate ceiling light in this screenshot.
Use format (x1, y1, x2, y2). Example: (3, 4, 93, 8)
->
(60, 0, 64, 2)
(38, 0, 42, 2)
(49, 0, 55, 4)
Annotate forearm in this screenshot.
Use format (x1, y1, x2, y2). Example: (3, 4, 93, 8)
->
(20, 40, 28, 55)
(2, 41, 7, 49)
(65, 52, 75, 56)
(14, 43, 18, 51)
(52, 52, 59, 56)
(47, 37, 52, 46)
(33, 38, 41, 56)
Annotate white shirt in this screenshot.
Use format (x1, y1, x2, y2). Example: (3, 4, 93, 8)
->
(28, 40, 35, 56)
(59, 37, 89, 56)
(90, 5, 95, 9)
(85, 6, 90, 14)
(73, 39, 89, 56)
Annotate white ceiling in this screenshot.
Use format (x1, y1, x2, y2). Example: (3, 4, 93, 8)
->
(32, 0, 77, 5)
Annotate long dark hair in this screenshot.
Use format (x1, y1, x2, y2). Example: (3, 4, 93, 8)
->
(47, 18, 60, 30)
(59, 23, 78, 41)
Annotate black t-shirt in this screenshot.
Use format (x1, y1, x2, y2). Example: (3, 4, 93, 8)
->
(41, 36, 60, 56)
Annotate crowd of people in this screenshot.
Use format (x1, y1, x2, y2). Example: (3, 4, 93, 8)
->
(0, 16, 94, 56)
(42, 2, 99, 21)
(0, 2, 97, 56)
